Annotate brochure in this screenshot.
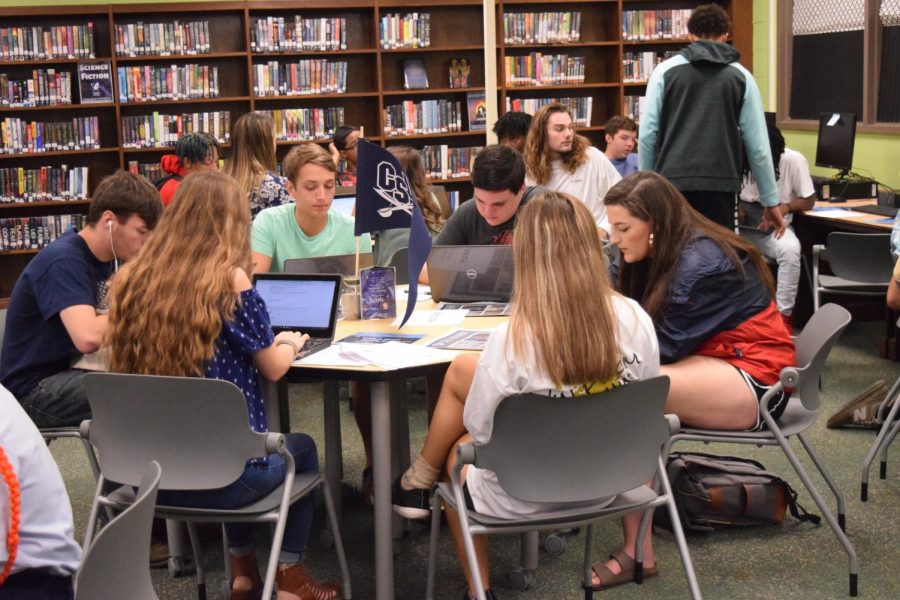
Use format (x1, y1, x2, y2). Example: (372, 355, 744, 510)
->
(338, 332, 424, 344)
(360, 266, 397, 320)
(427, 328, 495, 351)
(78, 61, 113, 103)
(438, 301, 511, 317)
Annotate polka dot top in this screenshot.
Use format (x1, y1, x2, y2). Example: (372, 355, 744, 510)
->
(204, 288, 275, 462)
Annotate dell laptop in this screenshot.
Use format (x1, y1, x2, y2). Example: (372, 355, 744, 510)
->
(427, 245, 515, 303)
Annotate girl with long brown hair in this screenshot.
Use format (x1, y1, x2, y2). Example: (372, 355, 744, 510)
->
(392, 191, 660, 598)
(107, 170, 340, 600)
(225, 112, 292, 217)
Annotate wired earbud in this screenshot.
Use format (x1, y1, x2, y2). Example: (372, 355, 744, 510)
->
(107, 219, 118, 272)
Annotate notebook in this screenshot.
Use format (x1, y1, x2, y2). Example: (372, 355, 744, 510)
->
(283, 253, 374, 277)
(253, 273, 342, 359)
(427, 245, 515, 303)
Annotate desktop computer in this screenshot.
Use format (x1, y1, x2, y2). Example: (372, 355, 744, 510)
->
(811, 175, 877, 202)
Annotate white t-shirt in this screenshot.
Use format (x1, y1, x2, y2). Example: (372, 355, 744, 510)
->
(463, 295, 660, 519)
(740, 148, 815, 225)
(526, 146, 621, 233)
(0, 385, 82, 576)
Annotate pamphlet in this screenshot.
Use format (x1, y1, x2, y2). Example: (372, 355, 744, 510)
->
(78, 61, 113, 103)
(438, 301, 511, 317)
(427, 328, 495, 351)
(338, 332, 424, 344)
(360, 266, 397, 320)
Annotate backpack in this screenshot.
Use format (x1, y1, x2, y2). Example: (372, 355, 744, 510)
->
(657, 452, 820, 532)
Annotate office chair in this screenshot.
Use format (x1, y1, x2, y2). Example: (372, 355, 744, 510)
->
(812, 232, 891, 311)
(860, 316, 900, 501)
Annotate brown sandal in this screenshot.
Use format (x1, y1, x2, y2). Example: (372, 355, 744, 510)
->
(277, 563, 342, 600)
(590, 548, 658, 591)
(229, 551, 262, 600)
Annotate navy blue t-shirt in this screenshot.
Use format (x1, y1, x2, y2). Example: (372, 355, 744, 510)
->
(0, 231, 113, 398)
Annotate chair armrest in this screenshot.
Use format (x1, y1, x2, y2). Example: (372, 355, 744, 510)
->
(456, 442, 476, 466)
(780, 366, 801, 388)
(812, 244, 824, 258)
(264, 432, 286, 455)
(664, 413, 681, 435)
(79, 419, 91, 441)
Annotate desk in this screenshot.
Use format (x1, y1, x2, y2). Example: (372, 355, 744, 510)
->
(274, 296, 506, 600)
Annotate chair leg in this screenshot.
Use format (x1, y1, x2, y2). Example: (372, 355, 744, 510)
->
(581, 524, 595, 600)
(320, 483, 352, 599)
(879, 418, 900, 479)
(425, 494, 443, 600)
(657, 457, 702, 600)
(186, 522, 206, 600)
(861, 377, 900, 499)
(452, 495, 487, 600)
(797, 432, 846, 530)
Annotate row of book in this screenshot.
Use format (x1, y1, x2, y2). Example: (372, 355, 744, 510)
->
(252, 60, 347, 96)
(504, 54, 586, 87)
(623, 50, 677, 83)
(127, 161, 163, 184)
(0, 166, 89, 203)
(380, 13, 431, 49)
(1, 116, 100, 155)
(121, 111, 230, 148)
(503, 12, 582, 45)
(0, 214, 86, 252)
(421, 145, 482, 180)
(114, 21, 211, 57)
(116, 64, 219, 103)
(505, 96, 593, 127)
(250, 17, 348, 53)
(1, 69, 73, 107)
(0, 24, 96, 62)
(625, 95, 646, 123)
(622, 9, 693, 42)
(258, 108, 345, 142)
(383, 99, 463, 136)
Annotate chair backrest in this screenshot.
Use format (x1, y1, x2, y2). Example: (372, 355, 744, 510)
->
(75, 460, 161, 600)
(793, 303, 852, 411)
(82, 373, 269, 490)
(388, 247, 410, 285)
(822, 232, 892, 283)
(0, 307, 6, 362)
(473, 376, 670, 504)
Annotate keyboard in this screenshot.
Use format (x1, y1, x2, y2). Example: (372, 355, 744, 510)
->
(853, 204, 898, 218)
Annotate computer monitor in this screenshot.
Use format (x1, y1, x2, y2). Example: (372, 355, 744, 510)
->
(815, 112, 856, 178)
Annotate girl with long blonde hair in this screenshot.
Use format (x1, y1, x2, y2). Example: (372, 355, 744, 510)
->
(225, 112, 292, 216)
(107, 170, 340, 600)
(392, 191, 660, 598)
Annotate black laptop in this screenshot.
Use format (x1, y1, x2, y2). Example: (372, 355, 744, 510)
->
(427, 245, 515, 303)
(283, 253, 374, 278)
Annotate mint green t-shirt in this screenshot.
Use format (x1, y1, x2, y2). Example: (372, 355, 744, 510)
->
(251, 203, 373, 272)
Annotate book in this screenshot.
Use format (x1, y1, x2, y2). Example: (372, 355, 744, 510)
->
(449, 58, 470, 88)
(77, 61, 113, 103)
(403, 58, 429, 90)
(360, 266, 397, 320)
(466, 91, 486, 131)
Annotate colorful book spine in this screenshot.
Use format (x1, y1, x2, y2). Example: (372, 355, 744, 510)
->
(252, 60, 347, 96)
(504, 96, 593, 127)
(383, 99, 462, 136)
(121, 111, 230, 148)
(503, 12, 581, 45)
(380, 13, 431, 49)
(0, 116, 100, 154)
(622, 9, 691, 42)
(115, 20, 211, 57)
(421, 145, 483, 180)
(0, 24, 96, 61)
(0, 165, 88, 203)
(257, 107, 345, 141)
(116, 64, 219, 102)
(0, 213, 86, 250)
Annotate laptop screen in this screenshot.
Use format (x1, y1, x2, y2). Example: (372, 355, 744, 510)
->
(332, 195, 355, 217)
(253, 273, 342, 336)
(427, 245, 515, 303)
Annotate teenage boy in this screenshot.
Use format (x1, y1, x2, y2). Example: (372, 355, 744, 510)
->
(492, 111, 532, 153)
(639, 3, 783, 235)
(603, 115, 639, 177)
(524, 103, 621, 235)
(1, 171, 162, 427)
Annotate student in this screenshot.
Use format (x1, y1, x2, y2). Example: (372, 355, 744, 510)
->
(226, 112, 292, 217)
(251, 143, 372, 274)
(106, 171, 340, 600)
(524, 103, 621, 234)
(0, 385, 82, 599)
(372, 146, 444, 266)
(393, 191, 660, 598)
(639, 3, 783, 235)
(156, 132, 221, 207)
(491, 111, 532, 153)
(605, 171, 795, 432)
(328, 124, 361, 187)
(603, 115, 639, 177)
(739, 123, 816, 331)
(0, 171, 162, 428)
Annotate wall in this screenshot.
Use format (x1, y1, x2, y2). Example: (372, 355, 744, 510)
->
(753, 0, 900, 189)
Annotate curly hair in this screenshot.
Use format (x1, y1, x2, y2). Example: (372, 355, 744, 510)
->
(524, 103, 591, 186)
(687, 4, 731, 39)
(388, 146, 444, 234)
(107, 171, 252, 376)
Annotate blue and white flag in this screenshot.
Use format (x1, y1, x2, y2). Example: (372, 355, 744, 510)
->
(354, 139, 432, 327)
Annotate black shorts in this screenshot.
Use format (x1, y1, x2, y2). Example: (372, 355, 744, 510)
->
(736, 368, 791, 431)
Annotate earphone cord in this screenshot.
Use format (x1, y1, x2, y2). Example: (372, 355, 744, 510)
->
(108, 221, 118, 273)
(0, 445, 21, 585)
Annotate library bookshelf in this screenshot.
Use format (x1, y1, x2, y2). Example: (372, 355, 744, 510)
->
(0, 0, 750, 306)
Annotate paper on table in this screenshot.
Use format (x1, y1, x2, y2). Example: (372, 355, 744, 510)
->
(293, 345, 370, 367)
(810, 208, 873, 219)
(391, 309, 468, 327)
(337, 341, 457, 369)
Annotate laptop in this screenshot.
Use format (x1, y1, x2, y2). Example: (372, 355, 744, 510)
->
(331, 194, 356, 217)
(253, 273, 342, 359)
(283, 253, 374, 277)
(427, 245, 515, 303)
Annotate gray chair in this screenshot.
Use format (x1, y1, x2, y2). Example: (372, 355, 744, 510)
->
(663, 303, 859, 596)
(387, 246, 410, 285)
(80, 373, 352, 600)
(860, 315, 900, 501)
(812, 232, 892, 311)
(76, 460, 161, 600)
(425, 376, 701, 600)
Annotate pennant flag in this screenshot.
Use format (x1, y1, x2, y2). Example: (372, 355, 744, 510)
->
(354, 139, 432, 327)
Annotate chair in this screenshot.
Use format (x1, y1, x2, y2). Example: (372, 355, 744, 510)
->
(430, 184, 452, 218)
(663, 303, 859, 596)
(80, 373, 352, 600)
(860, 316, 900, 501)
(425, 376, 701, 600)
(76, 460, 161, 600)
(387, 246, 410, 285)
(812, 232, 892, 311)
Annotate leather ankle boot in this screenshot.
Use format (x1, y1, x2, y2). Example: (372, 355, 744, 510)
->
(229, 551, 262, 600)
(276, 562, 341, 600)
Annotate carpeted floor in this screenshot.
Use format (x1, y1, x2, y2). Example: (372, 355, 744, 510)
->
(51, 319, 900, 599)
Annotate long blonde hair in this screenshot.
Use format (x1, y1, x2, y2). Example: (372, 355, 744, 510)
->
(509, 190, 620, 385)
(225, 112, 278, 198)
(107, 171, 252, 376)
(388, 145, 444, 234)
(524, 103, 591, 185)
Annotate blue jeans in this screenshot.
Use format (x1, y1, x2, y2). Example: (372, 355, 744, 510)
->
(156, 433, 319, 561)
(19, 369, 91, 429)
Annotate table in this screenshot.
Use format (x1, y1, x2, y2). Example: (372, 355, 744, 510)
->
(269, 294, 507, 600)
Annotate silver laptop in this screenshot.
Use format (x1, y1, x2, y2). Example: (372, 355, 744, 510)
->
(283, 253, 374, 278)
(427, 245, 515, 303)
(332, 194, 356, 217)
(253, 273, 342, 359)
